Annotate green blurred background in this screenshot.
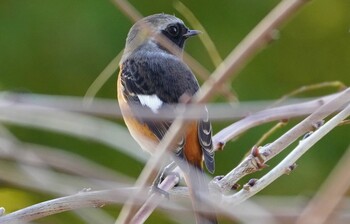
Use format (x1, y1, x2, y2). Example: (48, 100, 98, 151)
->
(0, 0, 349, 223)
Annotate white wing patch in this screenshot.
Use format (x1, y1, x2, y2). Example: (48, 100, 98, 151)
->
(137, 94, 163, 113)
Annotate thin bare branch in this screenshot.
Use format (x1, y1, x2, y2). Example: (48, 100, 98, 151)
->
(272, 81, 347, 107)
(84, 51, 123, 105)
(0, 125, 117, 224)
(131, 167, 181, 224)
(0, 104, 146, 162)
(174, 1, 223, 67)
(0, 160, 123, 196)
(115, 117, 189, 223)
(222, 103, 350, 205)
(296, 145, 350, 224)
(2, 92, 340, 121)
(2, 187, 350, 224)
(174, 1, 238, 102)
(110, 0, 142, 22)
(195, 0, 311, 103)
(0, 137, 128, 182)
(213, 88, 350, 193)
(212, 92, 343, 150)
(0, 186, 193, 224)
(0, 188, 135, 224)
(255, 120, 288, 147)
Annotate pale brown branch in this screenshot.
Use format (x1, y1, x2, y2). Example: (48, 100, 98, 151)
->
(0, 189, 136, 224)
(83, 51, 123, 105)
(0, 92, 335, 121)
(131, 167, 181, 224)
(212, 92, 342, 150)
(0, 137, 128, 182)
(174, 1, 238, 102)
(222, 101, 350, 207)
(296, 145, 350, 224)
(0, 103, 147, 162)
(212, 88, 350, 193)
(272, 81, 347, 107)
(195, 0, 311, 103)
(110, 0, 142, 22)
(115, 118, 189, 223)
(174, 1, 223, 67)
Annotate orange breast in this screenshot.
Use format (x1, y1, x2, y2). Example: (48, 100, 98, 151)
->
(117, 72, 159, 154)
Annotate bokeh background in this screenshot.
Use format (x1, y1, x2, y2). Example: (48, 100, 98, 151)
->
(0, 0, 349, 223)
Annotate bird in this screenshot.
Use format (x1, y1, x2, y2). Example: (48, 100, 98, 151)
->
(117, 13, 217, 224)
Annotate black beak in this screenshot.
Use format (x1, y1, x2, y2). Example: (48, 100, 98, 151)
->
(183, 29, 201, 38)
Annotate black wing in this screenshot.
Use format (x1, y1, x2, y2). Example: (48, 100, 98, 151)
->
(120, 56, 171, 142)
(198, 107, 215, 173)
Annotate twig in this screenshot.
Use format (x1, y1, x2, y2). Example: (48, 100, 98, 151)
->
(3, 187, 350, 224)
(338, 119, 350, 126)
(0, 125, 118, 224)
(0, 104, 147, 162)
(195, 0, 312, 103)
(1, 92, 346, 223)
(0, 160, 121, 196)
(0, 188, 139, 224)
(0, 137, 128, 182)
(83, 51, 123, 105)
(212, 92, 342, 150)
(1, 92, 341, 121)
(0, 92, 346, 148)
(118, 84, 343, 224)
(224, 103, 350, 206)
(0, 186, 193, 224)
(174, 1, 239, 102)
(174, 1, 223, 67)
(255, 120, 288, 147)
(131, 167, 181, 224)
(115, 118, 189, 223)
(213, 88, 350, 193)
(272, 81, 347, 107)
(296, 145, 350, 224)
(110, 0, 142, 22)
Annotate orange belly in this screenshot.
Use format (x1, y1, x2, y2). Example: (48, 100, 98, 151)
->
(117, 73, 159, 154)
(183, 121, 203, 169)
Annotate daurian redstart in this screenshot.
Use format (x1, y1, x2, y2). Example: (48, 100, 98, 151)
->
(117, 13, 216, 224)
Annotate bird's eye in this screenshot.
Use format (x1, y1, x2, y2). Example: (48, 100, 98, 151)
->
(167, 25, 180, 37)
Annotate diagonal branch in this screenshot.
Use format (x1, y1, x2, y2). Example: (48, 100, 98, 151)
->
(223, 103, 350, 206)
(115, 0, 311, 223)
(195, 0, 311, 103)
(212, 92, 343, 150)
(296, 144, 350, 224)
(213, 88, 350, 193)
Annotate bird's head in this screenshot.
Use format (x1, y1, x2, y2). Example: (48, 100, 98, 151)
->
(123, 14, 200, 59)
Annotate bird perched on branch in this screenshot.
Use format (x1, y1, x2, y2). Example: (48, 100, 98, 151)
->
(117, 13, 217, 224)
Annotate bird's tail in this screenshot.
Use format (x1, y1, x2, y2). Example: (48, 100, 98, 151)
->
(186, 165, 218, 224)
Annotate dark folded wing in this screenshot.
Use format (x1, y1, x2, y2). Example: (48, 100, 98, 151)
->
(198, 107, 215, 173)
(120, 52, 198, 158)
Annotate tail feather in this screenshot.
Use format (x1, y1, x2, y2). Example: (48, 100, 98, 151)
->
(187, 165, 218, 224)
